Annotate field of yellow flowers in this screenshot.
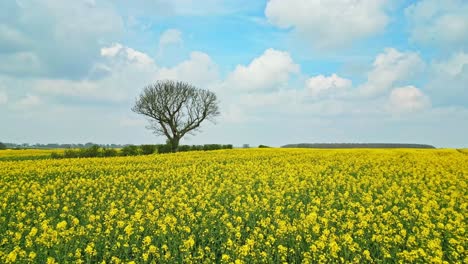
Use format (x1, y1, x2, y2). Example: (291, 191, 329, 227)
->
(0, 149, 466, 263)
(0, 149, 64, 161)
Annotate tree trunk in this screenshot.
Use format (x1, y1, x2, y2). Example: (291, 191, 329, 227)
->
(170, 137, 180, 153)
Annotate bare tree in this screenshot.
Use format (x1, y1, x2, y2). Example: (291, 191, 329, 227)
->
(132, 80, 220, 152)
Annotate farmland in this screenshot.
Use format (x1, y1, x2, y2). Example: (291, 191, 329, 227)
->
(0, 149, 64, 161)
(0, 149, 466, 263)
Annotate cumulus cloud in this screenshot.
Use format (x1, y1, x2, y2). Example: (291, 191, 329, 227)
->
(16, 94, 43, 109)
(265, 0, 388, 49)
(156, 52, 219, 87)
(0, 0, 123, 79)
(33, 44, 220, 103)
(358, 48, 425, 97)
(387, 86, 431, 113)
(427, 52, 468, 106)
(33, 43, 158, 103)
(305, 74, 352, 99)
(225, 49, 299, 91)
(405, 0, 468, 50)
(221, 104, 253, 124)
(432, 52, 468, 76)
(159, 29, 183, 49)
(101, 43, 155, 67)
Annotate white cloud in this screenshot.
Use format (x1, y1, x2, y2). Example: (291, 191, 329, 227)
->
(0, 90, 7, 105)
(119, 116, 147, 127)
(426, 52, 468, 106)
(433, 52, 468, 76)
(225, 49, 299, 91)
(0, 24, 29, 52)
(405, 0, 468, 50)
(159, 29, 183, 49)
(16, 94, 43, 108)
(240, 90, 299, 108)
(156, 51, 219, 87)
(34, 43, 158, 102)
(101, 43, 154, 67)
(0, 52, 43, 76)
(115, 0, 260, 16)
(34, 45, 219, 103)
(221, 104, 252, 124)
(265, 0, 388, 49)
(359, 48, 425, 97)
(305, 74, 352, 99)
(34, 80, 117, 102)
(101, 43, 124, 58)
(0, 0, 123, 78)
(388, 86, 431, 113)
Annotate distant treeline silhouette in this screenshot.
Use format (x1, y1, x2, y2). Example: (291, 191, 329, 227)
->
(51, 144, 233, 159)
(1, 142, 127, 149)
(282, 143, 436, 149)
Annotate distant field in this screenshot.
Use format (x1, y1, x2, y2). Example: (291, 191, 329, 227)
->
(0, 149, 466, 263)
(0, 149, 64, 161)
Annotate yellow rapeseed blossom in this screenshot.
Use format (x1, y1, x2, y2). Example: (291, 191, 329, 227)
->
(0, 148, 466, 263)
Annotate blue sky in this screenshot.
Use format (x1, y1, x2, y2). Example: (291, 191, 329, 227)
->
(1, 0, 467, 148)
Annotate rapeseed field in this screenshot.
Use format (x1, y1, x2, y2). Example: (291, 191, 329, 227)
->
(0, 149, 63, 161)
(0, 149, 466, 263)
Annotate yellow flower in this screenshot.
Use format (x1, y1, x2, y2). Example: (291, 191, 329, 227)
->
(143, 236, 152, 246)
(56, 220, 67, 230)
(221, 254, 230, 262)
(363, 250, 372, 261)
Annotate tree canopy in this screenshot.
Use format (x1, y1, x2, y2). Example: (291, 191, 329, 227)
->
(132, 80, 220, 152)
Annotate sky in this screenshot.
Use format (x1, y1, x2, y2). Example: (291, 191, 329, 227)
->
(0, 0, 467, 148)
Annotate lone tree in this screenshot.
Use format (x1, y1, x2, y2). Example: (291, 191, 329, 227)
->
(132, 80, 220, 152)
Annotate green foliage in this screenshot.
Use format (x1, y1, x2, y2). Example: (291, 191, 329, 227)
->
(121, 145, 141, 156)
(50, 143, 233, 159)
(0, 142, 6, 150)
(50, 152, 63, 159)
(258, 145, 271, 148)
(63, 149, 79, 159)
(140, 145, 157, 155)
(156, 144, 173, 154)
(102, 148, 118, 157)
(79, 145, 101, 158)
(177, 145, 191, 152)
(157, 143, 232, 153)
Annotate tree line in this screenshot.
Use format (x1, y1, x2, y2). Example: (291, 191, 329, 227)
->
(282, 143, 436, 149)
(50, 144, 233, 159)
(0, 142, 127, 150)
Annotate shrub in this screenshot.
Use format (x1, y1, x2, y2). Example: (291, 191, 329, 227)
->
(259, 145, 270, 148)
(140, 145, 157, 155)
(121, 145, 140, 156)
(63, 149, 79, 158)
(50, 152, 63, 159)
(156, 144, 173, 154)
(190, 145, 203, 151)
(178, 145, 191, 152)
(102, 148, 118, 157)
(0, 142, 6, 150)
(79, 145, 101, 158)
